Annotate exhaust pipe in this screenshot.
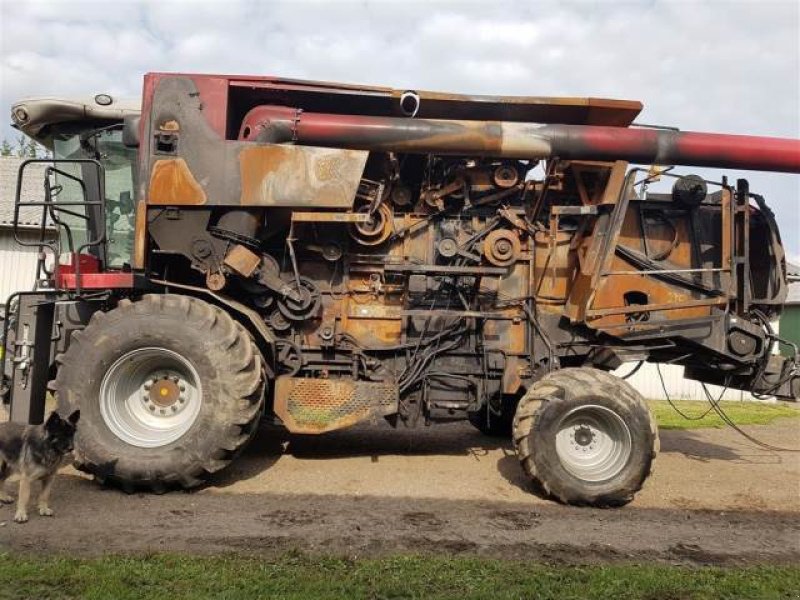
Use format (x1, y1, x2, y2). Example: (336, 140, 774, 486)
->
(399, 90, 420, 118)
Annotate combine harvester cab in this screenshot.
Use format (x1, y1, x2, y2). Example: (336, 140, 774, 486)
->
(2, 73, 798, 506)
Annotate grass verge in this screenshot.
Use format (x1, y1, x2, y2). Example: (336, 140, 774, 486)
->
(0, 553, 798, 600)
(648, 399, 800, 430)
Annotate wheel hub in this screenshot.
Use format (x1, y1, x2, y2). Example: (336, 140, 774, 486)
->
(148, 377, 181, 407)
(100, 347, 203, 448)
(554, 404, 632, 483)
(573, 425, 594, 447)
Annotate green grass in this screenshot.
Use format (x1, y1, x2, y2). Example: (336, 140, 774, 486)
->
(648, 399, 800, 430)
(0, 553, 797, 600)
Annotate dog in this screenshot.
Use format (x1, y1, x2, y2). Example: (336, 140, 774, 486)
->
(0, 410, 80, 523)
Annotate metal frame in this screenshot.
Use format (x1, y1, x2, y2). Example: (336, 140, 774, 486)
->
(13, 158, 107, 296)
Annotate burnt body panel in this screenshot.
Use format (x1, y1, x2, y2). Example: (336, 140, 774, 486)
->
(128, 73, 800, 432)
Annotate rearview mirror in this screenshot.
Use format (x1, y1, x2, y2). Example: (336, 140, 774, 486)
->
(122, 115, 140, 148)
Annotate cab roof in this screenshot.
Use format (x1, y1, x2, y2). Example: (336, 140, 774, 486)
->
(11, 96, 140, 146)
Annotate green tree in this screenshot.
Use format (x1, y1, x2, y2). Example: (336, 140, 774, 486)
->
(15, 134, 28, 157)
(0, 138, 12, 156)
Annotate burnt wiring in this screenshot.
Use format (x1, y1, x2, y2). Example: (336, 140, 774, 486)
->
(656, 363, 800, 452)
(398, 278, 466, 395)
(656, 363, 717, 421)
(620, 361, 644, 380)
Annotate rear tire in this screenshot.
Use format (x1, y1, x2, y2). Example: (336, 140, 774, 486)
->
(512, 368, 658, 507)
(56, 294, 266, 491)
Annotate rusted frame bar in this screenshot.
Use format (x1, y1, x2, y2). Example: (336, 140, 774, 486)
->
(586, 297, 726, 317)
(604, 267, 727, 276)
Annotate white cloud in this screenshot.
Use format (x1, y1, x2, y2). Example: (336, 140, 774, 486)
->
(0, 0, 798, 252)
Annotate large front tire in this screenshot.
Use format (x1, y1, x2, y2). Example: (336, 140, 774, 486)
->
(56, 294, 266, 491)
(512, 368, 658, 507)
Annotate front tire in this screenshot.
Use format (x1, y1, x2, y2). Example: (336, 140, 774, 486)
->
(56, 294, 266, 491)
(512, 368, 658, 507)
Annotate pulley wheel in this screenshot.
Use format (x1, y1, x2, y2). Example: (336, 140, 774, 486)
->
(483, 229, 521, 267)
(349, 203, 394, 246)
(277, 276, 321, 321)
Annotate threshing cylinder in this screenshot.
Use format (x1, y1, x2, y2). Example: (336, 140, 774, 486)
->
(240, 106, 800, 173)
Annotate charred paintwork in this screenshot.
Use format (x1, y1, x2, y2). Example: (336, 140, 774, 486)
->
(238, 144, 367, 208)
(148, 158, 207, 205)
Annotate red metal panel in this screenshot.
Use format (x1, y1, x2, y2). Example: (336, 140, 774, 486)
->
(54, 253, 134, 289)
(56, 272, 134, 289)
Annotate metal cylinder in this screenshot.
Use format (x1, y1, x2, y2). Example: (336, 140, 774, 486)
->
(240, 106, 800, 173)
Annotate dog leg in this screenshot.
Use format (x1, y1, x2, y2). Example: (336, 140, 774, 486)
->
(0, 461, 12, 504)
(14, 477, 31, 523)
(37, 474, 56, 517)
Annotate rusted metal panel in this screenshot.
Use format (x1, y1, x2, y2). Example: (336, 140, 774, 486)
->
(224, 244, 261, 278)
(291, 211, 370, 223)
(238, 145, 367, 208)
(147, 158, 207, 205)
(274, 376, 398, 434)
(132, 200, 147, 269)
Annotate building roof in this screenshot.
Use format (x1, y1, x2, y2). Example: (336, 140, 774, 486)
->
(0, 156, 52, 229)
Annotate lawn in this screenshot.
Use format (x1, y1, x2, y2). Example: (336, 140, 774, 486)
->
(648, 399, 800, 430)
(0, 553, 798, 600)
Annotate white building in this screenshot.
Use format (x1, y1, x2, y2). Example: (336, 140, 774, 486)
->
(613, 362, 773, 402)
(0, 156, 52, 307)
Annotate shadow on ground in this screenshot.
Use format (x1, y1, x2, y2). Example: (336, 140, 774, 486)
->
(209, 420, 513, 488)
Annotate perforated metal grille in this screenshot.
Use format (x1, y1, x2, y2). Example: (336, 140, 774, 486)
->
(275, 377, 398, 433)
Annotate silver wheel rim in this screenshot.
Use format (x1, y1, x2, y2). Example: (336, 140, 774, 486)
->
(100, 347, 202, 448)
(554, 404, 632, 483)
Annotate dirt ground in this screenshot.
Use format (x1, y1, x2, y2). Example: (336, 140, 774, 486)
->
(0, 418, 798, 566)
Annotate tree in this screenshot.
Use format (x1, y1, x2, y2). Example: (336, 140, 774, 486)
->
(15, 135, 27, 157)
(11, 135, 49, 158)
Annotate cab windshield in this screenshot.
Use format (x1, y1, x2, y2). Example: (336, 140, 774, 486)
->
(51, 124, 136, 268)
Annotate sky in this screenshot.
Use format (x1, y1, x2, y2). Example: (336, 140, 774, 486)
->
(1, 0, 798, 259)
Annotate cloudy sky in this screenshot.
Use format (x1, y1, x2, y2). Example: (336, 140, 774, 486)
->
(1, 0, 798, 258)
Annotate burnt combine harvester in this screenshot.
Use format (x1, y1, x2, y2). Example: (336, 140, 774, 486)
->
(4, 73, 799, 506)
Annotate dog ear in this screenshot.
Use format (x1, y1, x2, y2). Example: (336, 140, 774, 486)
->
(68, 410, 81, 425)
(44, 411, 62, 433)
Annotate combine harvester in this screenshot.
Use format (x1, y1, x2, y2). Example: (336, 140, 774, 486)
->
(3, 73, 798, 506)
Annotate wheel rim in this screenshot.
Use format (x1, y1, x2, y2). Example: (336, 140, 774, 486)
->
(100, 347, 202, 448)
(554, 404, 632, 483)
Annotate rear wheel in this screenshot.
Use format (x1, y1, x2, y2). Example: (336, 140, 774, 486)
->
(512, 367, 658, 507)
(56, 294, 266, 491)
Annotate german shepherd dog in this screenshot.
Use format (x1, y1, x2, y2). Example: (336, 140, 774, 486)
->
(0, 410, 80, 523)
